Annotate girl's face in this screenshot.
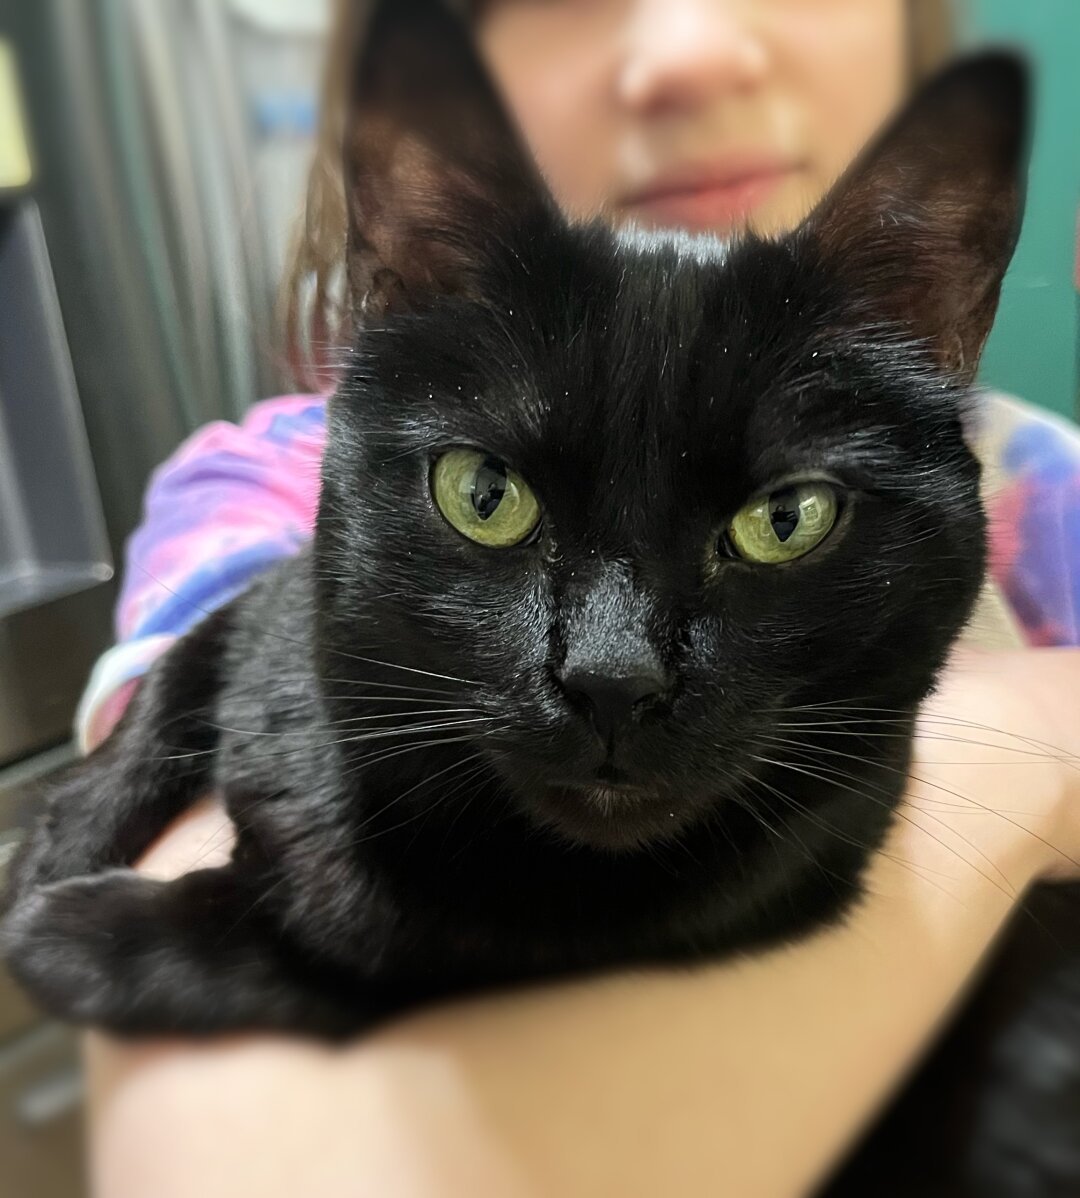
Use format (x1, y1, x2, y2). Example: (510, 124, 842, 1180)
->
(479, 0, 908, 238)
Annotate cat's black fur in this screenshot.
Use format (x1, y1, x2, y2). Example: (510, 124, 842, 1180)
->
(4, 1, 1078, 1191)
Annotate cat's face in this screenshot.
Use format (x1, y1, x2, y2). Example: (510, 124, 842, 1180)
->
(325, 228, 988, 851)
(317, 0, 1026, 852)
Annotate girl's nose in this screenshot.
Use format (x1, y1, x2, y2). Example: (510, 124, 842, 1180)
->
(617, 0, 769, 116)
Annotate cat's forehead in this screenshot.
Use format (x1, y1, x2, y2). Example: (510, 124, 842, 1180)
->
(539, 223, 821, 384)
(355, 220, 956, 508)
(484, 227, 840, 453)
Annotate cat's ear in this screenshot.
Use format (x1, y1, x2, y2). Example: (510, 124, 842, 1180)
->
(344, 0, 554, 319)
(802, 53, 1029, 383)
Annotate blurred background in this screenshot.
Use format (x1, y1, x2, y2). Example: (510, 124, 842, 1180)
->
(1, 4, 326, 1193)
(0, 1, 1076, 1194)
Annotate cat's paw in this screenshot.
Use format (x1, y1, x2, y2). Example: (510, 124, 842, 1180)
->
(2, 871, 152, 1026)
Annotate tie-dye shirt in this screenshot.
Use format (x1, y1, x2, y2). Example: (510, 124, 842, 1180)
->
(75, 391, 1080, 751)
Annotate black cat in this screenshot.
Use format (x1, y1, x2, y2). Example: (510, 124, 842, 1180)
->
(5, 2, 1077, 1192)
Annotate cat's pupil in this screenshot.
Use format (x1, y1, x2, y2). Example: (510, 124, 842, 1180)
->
(768, 489, 801, 544)
(472, 457, 508, 521)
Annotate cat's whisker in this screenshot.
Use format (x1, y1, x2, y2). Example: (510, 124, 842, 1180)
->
(751, 742, 1073, 944)
(766, 725, 1066, 775)
(129, 560, 482, 689)
(741, 763, 885, 857)
(189, 718, 497, 764)
(319, 674, 454, 688)
(747, 750, 1020, 897)
(745, 771, 961, 898)
(723, 762, 875, 895)
(759, 735, 989, 822)
(336, 734, 492, 785)
(770, 724, 1075, 767)
(320, 688, 466, 701)
(344, 751, 492, 847)
(772, 702, 1080, 775)
(148, 685, 471, 746)
(197, 674, 465, 702)
(770, 716, 913, 729)
(775, 698, 909, 713)
(325, 707, 484, 727)
(410, 757, 496, 857)
(184, 817, 244, 872)
(757, 732, 1080, 876)
(341, 715, 493, 738)
(146, 748, 219, 763)
(917, 716, 1080, 776)
(314, 649, 481, 688)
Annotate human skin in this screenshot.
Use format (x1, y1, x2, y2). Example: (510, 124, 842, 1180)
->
(479, 0, 908, 237)
(85, 650, 1080, 1198)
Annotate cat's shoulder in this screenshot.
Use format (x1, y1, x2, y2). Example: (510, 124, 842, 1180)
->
(223, 547, 318, 684)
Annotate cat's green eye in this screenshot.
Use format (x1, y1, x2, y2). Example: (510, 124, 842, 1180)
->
(726, 482, 839, 564)
(432, 449, 541, 548)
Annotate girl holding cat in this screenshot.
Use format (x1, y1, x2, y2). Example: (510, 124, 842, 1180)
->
(75, 1, 1080, 1194)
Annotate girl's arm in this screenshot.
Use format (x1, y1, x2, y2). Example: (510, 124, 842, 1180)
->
(85, 649, 1080, 1198)
(77, 395, 326, 750)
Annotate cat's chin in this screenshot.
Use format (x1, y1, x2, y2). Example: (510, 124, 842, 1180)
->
(533, 783, 700, 853)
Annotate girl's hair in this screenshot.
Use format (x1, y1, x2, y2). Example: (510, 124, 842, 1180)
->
(281, 0, 958, 388)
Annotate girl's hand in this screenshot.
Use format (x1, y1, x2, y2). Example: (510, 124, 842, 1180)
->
(134, 794, 234, 880)
(905, 648, 1080, 888)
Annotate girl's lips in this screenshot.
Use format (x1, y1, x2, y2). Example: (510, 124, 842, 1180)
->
(621, 163, 800, 233)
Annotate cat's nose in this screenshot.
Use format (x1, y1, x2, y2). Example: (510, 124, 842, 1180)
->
(559, 666, 671, 747)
